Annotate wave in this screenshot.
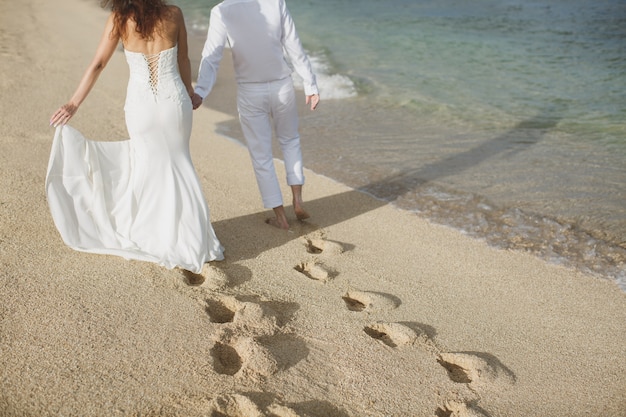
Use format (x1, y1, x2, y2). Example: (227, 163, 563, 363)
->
(291, 52, 357, 100)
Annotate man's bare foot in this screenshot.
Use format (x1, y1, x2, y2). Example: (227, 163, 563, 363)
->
(290, 185, 309, 221)
(294, 207, 310, 220)
(265, 217, 290, 230)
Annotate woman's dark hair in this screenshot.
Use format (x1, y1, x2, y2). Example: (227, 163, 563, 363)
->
(101, 0, 169, 40)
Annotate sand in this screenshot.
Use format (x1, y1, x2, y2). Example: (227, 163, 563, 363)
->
(1, 0, 625, 416)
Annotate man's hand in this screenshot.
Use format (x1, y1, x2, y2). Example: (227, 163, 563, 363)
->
(306, 94, 320, 111)
(191, 93, 203, 110)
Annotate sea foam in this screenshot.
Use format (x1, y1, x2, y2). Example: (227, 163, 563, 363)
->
(291, 53, 357, 100)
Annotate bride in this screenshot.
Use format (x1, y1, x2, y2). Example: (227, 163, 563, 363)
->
(47, 0, 224, 273)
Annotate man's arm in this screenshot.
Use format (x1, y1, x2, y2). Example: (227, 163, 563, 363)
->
(195, 7, 228, 100)
(279, 0, 318, 98)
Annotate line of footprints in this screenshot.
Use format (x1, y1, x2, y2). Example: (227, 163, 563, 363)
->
(195, 232, 515, 417)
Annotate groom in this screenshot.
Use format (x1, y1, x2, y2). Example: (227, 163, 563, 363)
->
(192, 0, 320, 230)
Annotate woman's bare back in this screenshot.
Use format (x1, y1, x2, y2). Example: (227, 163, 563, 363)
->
(122, 5, 182, 54)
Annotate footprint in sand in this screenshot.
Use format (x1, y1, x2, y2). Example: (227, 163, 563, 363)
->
(209, 393, 302, 417)
(342, 290, 401, 312)
(303, 235, 345, 256)
(205, 297, 289, 379)
(211, 337, 278, 378)
(437, 352, 516, 387)
(436, 400, 490, 417)
(295, 234, 343, 282)
(205, 297, 237, 324)
(205, 296, 280, 336)
(181, 264, 229, 289)
(294, 260, 334, 282)
(360, 317, 511, 415)
(363, 322, 423, 348)
(267, 403, 302, 417)
(209, 393, 264, 416)
(361, 322, 500, 415)
(210, 341, 242, 376)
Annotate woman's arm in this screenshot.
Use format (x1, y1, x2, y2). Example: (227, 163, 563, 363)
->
(49, 13, 120, 127)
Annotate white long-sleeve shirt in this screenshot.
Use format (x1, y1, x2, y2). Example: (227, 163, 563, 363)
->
(194, 0, 319, 99)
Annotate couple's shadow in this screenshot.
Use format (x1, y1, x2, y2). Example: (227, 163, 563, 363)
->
(211, 187, 383, 263)
(212, 113, 556, 265)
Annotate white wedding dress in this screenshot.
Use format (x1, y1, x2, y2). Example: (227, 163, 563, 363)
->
(46, 45, 224, 273)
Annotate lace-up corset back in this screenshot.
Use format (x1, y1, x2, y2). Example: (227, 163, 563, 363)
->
(124, 45, 186, 106)
(144, 52, 162, 95)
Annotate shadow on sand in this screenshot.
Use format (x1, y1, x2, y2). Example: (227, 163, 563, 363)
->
(213, 114, 557, 262)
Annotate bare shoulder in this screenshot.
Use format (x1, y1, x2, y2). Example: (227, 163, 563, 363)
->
(161, 5, 185, 36)
(166, 5, 184, 20)
(105, 10, 116, 26)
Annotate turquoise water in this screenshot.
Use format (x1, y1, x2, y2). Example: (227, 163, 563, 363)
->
(175, 0, 626, 288)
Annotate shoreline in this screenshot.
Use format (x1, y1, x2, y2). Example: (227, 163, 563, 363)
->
(186, 15, 626, 292)
(1, 1, 625, 416)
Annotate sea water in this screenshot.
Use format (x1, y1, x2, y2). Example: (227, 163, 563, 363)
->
(175, 0, 626, 289)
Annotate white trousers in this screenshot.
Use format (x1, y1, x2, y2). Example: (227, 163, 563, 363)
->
(237, 77, 304, 209)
